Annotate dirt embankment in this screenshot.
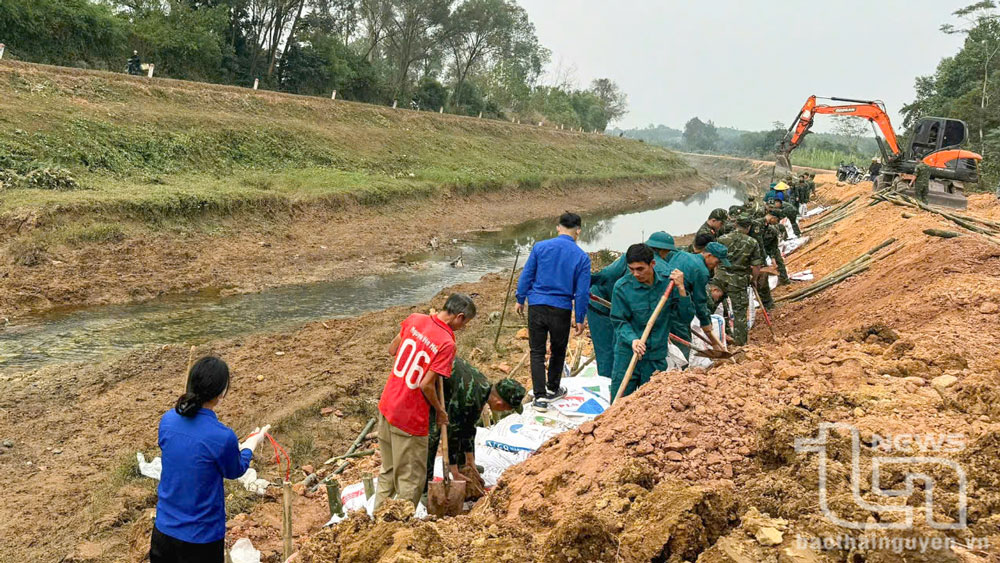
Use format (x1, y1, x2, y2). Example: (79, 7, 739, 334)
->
(0, 175, 703, 317)
(682, 152, 831, 192)
(293, 176, 1000, 562)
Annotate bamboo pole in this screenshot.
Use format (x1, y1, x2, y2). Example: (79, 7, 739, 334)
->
(282, 480, 293, 560)
(569, 355, 595, 378)
(327, 449, 374, 462)
(509, 350, 529, 377)
(323, 417, 377, 467)
(494, 249, 521, 350)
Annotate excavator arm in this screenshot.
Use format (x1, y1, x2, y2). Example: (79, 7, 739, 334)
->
(776, 95, 902, 171)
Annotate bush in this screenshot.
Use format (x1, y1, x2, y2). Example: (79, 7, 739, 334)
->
(8, 239, 49, 267)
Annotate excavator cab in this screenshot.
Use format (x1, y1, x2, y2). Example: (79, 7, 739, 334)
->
(907, 117, 968, 160)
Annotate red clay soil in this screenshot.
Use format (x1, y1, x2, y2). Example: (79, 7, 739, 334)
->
(293, 175, 1000, 562)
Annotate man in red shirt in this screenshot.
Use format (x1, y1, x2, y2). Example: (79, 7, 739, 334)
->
(374, 293, 477, 510)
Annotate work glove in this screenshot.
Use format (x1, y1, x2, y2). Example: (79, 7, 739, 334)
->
(239, 424, 271, 452)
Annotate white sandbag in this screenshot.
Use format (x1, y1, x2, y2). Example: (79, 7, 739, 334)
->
(687, 314, 727, 370)
(229, 538, 261, 563)
(747, 286, 757, 330)
(779, 235, 810, 256)
(475, 444, 531, 487)
(484, 412, 562, 453)
(137, 452, 161, 480)
(547, 375, 611, 418)
(804, 205, 827, 217)
(790, 269, 814, 281)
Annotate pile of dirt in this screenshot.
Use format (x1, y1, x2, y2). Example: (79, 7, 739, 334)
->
(293, 174, 1000, 562)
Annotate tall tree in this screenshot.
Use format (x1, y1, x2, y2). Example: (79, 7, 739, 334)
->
(940, 1, 1000, 149)
(589, 78, 628, 124)
(385, 0, 452, 95)
(445, 0, 515, 107)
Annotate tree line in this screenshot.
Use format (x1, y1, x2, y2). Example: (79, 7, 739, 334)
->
(903, 0, 1000, 185)
(0, 0, 627, 131)
(611, 118, 878, 170)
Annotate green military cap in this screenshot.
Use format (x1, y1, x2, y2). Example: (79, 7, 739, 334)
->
(495, 378, 526, 414)
(705, 241, 732, 267)
(708, 208, 729, 221)
(736, 215, 753, 227)
(728, 205, 742, 215)
(645, 231, 676, 251)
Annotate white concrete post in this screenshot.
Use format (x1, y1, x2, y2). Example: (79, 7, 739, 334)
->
(439, 106, 444, 114)
(478, 111, 483, 118)
(253, 78, 259, 90)
(147, 64, 155, 78)
(538, 121, 543, 127)
(0, 44, 5, 61)
(331, 90, 337, 100)
(392, 99, 397, 109)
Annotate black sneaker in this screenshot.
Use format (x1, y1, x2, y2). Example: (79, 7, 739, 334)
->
(532, 397, 549, 412)
(546, 386, 568, 401)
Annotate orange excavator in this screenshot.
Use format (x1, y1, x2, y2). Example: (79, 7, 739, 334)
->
(775, 95, 983, 209)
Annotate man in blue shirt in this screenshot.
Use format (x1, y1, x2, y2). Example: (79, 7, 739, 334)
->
(516, 212, 591, 411)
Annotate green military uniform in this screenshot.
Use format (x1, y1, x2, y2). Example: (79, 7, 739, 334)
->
(749, 219, 781, 309)
(913, 162, 931, 203)
(426, 359, 492, 481)
(694, 221, 717, 242)
(588, 255, 627, 379)
(804, 175, 816, 203)
(610, 265, 693, 399)
(753, 216, 789, 286)
(664, 251, 713, 360)
(714, 227, 764, 345)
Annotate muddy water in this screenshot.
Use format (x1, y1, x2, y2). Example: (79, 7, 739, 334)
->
(0, 186, 743, 372)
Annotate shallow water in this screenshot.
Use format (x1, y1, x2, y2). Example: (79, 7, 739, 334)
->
(0, 185, 743, 372)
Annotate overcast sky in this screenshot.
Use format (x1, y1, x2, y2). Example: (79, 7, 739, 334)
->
(517, 0, 969, 132)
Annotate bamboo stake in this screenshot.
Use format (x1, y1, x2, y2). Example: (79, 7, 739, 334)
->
(362, 472, 374, 500)
(282, 480, 293, 560)
(494, 249, 521, 350)
(326, 479, 343, 517)
(924, 229, 962, 238)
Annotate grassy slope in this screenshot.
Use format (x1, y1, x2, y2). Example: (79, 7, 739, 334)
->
(0, 61, 691, 224)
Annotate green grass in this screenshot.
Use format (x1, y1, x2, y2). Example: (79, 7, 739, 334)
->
(0, 62, 691, 229)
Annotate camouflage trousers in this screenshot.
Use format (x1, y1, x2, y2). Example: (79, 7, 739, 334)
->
(716, 273, 751, 345)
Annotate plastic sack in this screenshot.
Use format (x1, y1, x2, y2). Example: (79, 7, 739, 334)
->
(137, 452, 161, 480)
(229, 538, 261, 563)
(484, 412, 562, 453)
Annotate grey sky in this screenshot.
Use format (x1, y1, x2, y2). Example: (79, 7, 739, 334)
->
(517, 0, 969, 132)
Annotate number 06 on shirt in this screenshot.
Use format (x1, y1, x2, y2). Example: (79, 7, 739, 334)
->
(378, 313, 457, 436)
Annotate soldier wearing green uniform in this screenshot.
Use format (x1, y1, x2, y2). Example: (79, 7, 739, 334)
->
(752, 210, 790, 288)
(913, 162, 931, 203)
(781, 179, 802, 237)
(714, 217, 764, 345)
(588, 254, 628, 379)
(643, 232, 724, 359)
(695, 208, 728, 241)
(426, 359, 525, 492)
(610, 244, 693, 400)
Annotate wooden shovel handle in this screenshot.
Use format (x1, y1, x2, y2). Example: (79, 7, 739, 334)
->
(612, 280, 674, 404)
(437, 376, 450, 486)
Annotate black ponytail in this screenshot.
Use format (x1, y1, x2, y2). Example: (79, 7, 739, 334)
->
(175, 356, 230, 417)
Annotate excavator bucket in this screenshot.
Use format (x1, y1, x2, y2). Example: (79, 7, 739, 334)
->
(774, 153, 793, 178)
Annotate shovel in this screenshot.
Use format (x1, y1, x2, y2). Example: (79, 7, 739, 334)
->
(669, 333, 735, 360)
(426, 376, 465, 517)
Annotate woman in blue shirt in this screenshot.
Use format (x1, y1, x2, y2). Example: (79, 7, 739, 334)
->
(151, 356, 269, 563)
